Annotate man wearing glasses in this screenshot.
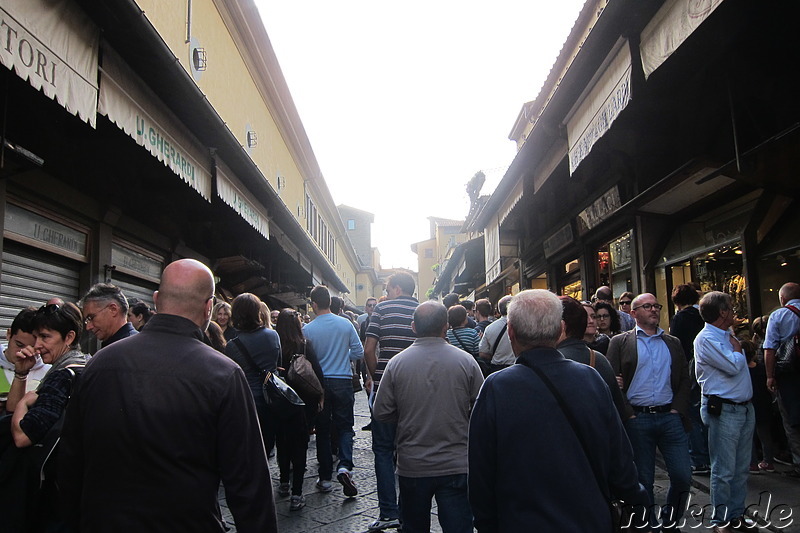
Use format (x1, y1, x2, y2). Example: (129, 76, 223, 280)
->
(607, 293, 692, 532)
(80, 283, 138, 347)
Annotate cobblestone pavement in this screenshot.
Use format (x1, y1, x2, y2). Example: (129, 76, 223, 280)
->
(220, 391, 798, 532)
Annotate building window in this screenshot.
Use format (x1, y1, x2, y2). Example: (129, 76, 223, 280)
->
(347, 219, 356, 230)
(424, 248, 433, 258)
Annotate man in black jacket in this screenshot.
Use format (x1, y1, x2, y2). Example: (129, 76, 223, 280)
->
(469, 289, 647, 532)
(59, 259, 277, 533)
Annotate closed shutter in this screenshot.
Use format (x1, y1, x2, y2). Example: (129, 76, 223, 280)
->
(0, 243, 81, 340)
(111, 273, 156, 309)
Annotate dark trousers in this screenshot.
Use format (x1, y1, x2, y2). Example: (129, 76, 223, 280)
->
(398, 474, 472, 533)
(276, 411, 311, 495)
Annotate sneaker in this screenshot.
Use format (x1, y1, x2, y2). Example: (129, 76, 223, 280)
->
(773, 454, 793, 466)
(289, 494, 305, 511)
(749, 464, 761, 474)
(781, 469, 800, 479)
(367, 517, 401, 531)
(691, 464, 710, 475)
(337, 467, 358, 497)
(278, 482, 290, 496)
(758, 461, 775, 473)
(316, 478, 333, 492)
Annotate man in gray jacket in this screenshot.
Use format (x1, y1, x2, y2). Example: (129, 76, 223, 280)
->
(373, 301, 483, 533)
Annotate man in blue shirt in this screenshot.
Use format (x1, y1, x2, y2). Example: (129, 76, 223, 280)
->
(764, 281, 800, 478)
(303, 285, 364, 497)
(695, 291, 754, 533)
(607, 293, 691, 532)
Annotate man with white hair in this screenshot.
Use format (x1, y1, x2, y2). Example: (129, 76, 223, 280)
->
(469, 290, 646, 532)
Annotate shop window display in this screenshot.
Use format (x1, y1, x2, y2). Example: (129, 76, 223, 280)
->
(692, 243, 747, 320)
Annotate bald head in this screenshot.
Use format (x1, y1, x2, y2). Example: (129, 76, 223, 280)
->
(412, 300, 448, 338)
(780, 282, 800, 305)
(154, 259, 215, 328)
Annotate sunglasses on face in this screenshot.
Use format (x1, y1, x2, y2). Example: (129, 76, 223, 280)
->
(619, 300, 632, 306)
(596, 313, 611, 319)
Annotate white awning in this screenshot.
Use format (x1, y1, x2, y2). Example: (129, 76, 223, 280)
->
(484, 218, 500, 285)
(0, 0, 98, 127)
(566, 39, 632, 175)
(640, 0, 725, 79)
(98, 44, 212, 200)
(216, 160, 270, 239)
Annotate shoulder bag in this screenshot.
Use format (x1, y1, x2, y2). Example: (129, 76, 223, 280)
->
(232, 338, 305, 417)
(287, 341, 324, 402)
(775, 304, 800, 376)
(517, 358, 634, 532)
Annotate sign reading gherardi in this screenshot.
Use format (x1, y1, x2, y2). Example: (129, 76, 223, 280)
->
(4, 203, 88, 259)
(0, 0, 98, 126)
(99, 44, 211, 200)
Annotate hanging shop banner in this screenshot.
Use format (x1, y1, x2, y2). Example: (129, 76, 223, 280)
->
(4, 203, 88, 260)
(216, 160, 270, 239)
(640, 0, 725, 79)
(484, 219, 501, 285)
(576, 186, 622, 235)
(0, 0, 98, 127)
(98, 44, 211, 200)
(566, 40, 632, 175)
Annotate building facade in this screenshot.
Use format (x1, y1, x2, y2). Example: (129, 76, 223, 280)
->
(0, 0, 364, 341)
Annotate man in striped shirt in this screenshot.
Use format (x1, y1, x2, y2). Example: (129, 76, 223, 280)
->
(364, 272, 419, 531)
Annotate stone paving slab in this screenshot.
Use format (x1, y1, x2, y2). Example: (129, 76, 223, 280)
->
(220, 391, 799, 532)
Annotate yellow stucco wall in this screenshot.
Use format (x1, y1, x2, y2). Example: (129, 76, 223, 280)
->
(415, 238, 437, 298)
(135, 0, 359, 293)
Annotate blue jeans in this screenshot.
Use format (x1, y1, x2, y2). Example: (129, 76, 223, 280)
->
(701, 398, 755, 525)
(315, 378, 355, 480)
(371, 416, 399, 519)
(625, 412, 692, 529)
(688, 387, 710, 467)
(398, 474, 471, 533)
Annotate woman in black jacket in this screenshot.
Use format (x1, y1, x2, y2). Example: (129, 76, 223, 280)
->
(274, 308, 324, 511)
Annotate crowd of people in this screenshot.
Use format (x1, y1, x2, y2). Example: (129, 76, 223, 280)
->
(1, 259, 798, 533)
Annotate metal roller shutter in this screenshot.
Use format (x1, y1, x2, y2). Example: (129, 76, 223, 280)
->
(111, 273, 156, 309)
(0, 244, 81, 341)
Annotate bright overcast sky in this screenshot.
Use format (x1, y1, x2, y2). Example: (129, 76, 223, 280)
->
(256, 0, 585, 270)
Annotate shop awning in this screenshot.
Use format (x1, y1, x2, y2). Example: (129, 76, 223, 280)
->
(640, 0, 725, 79)
(0, 0, 98, 127)
(216, 160, 270, 239)
(566, 39, 632, 175)
(98, 44, 212, 201)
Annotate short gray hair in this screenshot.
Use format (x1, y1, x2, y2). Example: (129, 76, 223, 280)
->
(498, 295, 514, 316)
(81, 283, 129, 313)
(507, 290, 563, 348)
(698, 291, 732, 324)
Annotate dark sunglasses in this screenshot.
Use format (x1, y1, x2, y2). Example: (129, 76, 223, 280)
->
(619, 300, 632, 306)
(37, 303, 61, 316)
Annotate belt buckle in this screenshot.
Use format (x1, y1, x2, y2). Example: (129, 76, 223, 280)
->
(645, 406, 657, 414)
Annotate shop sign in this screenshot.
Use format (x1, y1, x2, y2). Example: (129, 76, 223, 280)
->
(567, 40, 632, 175)
(0, 0, 98, 126)
(216, 162, 269, 239)
(111, 244, 162, 283)
(99, 45, 211, 200)
(4, 203, 87, 258)
(543, 223, 573, 259)
(640, 0, 725, 79)
(576, 186, 622, 235)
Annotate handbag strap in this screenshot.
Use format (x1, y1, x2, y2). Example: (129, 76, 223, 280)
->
(491, 323, 508, 356)
(451, 328, 468, 351)
(232, 337, 265, 376)
(517, 358, 611, 505)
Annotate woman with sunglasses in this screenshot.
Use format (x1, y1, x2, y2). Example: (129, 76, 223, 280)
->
(581, 301, 610, 355)
(5, 301, 89, 530)
(594, 301, 622, 338)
